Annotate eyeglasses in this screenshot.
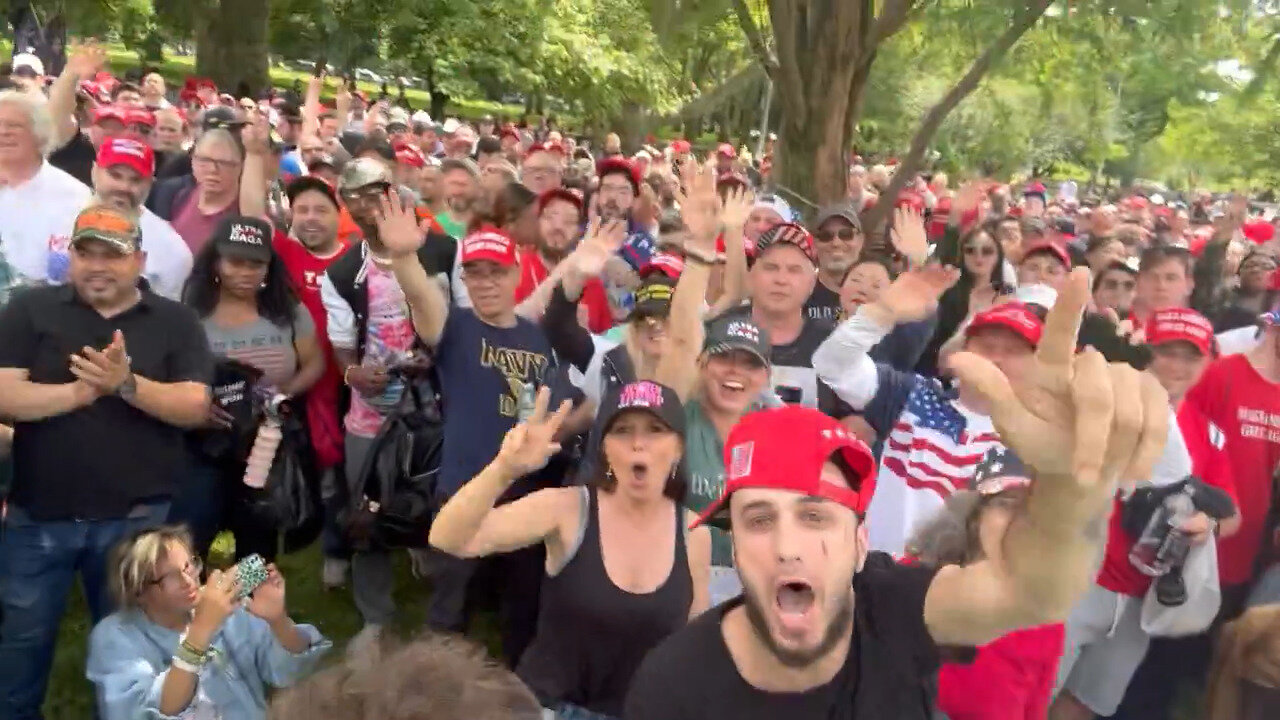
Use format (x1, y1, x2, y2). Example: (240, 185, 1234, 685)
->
(193, 155, 241, 172)
(964, 245, 997, 258)
(149, 557, 203, 588)
(815, 227, 858, 243)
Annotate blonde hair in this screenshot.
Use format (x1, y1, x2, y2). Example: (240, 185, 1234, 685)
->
(109, 525, 194, 610)
(0, 89, 55, 156)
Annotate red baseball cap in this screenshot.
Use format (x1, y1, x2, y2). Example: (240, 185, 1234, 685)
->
(716, 142, 736, 158)
(96, 136, 155, 178)
(670, 139, 691, 154)
(524, 140, 565, 160)
(641, 251, 684, 280)
(124, 107, 155, 128)
(1146, 308, 1215, 356)
(393, 142, 426, 168)
(597, 156, 641, 193)
(537, 187, 583, 215)
(1242, 220, 1275, 245)
(92, 105, 127, 125)
(690, 405, 877, 529)
(1023, 241, 1071, 269)
(460, 227, 518, 267)
(965, 302, 1044, 347)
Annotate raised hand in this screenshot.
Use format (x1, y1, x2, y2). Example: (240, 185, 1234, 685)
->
(953, 180, 986, 221)
(890, 205, 930, 267)
(374, 192, 425, 258)
(241, 114, 272, 156)
(65, 40, 107, 79)
(190, 569, 242, 641)
(676, 160, 720, 256)
(872, 264, 960, 325)
(948, 267, 1168, 488)
(573, 217, 628, 279)
(719, 184, 754, 231)
(495, 387, 572, 478)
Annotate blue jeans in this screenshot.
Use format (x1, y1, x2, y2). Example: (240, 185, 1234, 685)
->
(0, 501, 170, 720)
(544, 703, 619, 720)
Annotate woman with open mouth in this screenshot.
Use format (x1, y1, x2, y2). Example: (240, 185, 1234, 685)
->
(430, 382, 711, 720)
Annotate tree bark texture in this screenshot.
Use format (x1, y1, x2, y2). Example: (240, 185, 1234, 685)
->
(195, 0, 271, 96)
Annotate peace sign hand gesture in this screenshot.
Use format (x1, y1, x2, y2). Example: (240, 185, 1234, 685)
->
(947, 268, 1168, 495)
(495, 387, 573, 478)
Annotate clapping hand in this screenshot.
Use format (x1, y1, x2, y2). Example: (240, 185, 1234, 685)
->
(69, 330, 131, 395)
(374, 192, 424, 258)
(890, 206, 930, 268)
(948, 267, 1168, 491)
(495, 387, 572, 478)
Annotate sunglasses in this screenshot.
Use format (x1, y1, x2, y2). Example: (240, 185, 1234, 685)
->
(963, 245, 997, 257)
(815, 227, 858, 243)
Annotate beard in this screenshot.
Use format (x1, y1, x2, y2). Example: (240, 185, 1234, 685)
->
(741, 581, 854, 668)
(599, 199, 627, 222)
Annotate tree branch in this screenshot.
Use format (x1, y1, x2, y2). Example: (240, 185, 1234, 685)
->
(868, 0, 919, 51)
(867, 0, 1054, 233)
(730, 0, 778, 72)
(769, 0, 809, 125)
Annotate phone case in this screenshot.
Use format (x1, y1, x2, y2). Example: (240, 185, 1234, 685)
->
(234, 554, 268, 599)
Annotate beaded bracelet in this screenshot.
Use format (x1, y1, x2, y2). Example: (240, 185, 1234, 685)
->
(176, 639, 210, 667)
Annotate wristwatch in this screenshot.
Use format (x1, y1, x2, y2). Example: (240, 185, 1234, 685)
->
(116, 373, 138, 402)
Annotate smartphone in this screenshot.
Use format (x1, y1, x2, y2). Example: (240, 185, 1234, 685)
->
(233, 554, 269, 599)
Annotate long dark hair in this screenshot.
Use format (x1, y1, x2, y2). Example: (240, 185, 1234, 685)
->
(182, 242, 300, 327)
(592, 413, 688, 503)
(955, 221, 1009, 294)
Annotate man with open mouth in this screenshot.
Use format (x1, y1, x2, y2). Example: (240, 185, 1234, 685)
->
(625, 268, 1171, 720)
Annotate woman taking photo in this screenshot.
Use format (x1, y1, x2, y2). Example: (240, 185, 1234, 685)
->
(430, 384, 711, 720)
(173, 215, 326, 560)
(86, 526, 330, 720)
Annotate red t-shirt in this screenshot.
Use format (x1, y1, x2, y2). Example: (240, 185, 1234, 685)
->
(515, 248, 614, 334)
(1095, 402, 1239, 595)
(937, 623, 1065, 720)
(1184, 354, 1280, 585)
(273, 231, 350, 468)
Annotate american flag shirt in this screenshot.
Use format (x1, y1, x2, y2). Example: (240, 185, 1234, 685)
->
(861, 367, 1005, 556)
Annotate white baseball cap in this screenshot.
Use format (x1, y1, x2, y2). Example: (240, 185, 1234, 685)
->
(752, 194, 794, 223)
(11, 52, 44, 77)
(441, 117, 462, 134)
(411, 110, 433, 125)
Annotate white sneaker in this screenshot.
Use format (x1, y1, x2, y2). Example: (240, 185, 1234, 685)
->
(322, 558, 350, 590)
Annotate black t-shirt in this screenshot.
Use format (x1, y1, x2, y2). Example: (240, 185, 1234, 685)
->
(48, 132, 96, 186)
(805, 282, 843, 323)
(624, 553, 941, 720)
(766, 315, 853, 419)
(0, 285, 214, 520)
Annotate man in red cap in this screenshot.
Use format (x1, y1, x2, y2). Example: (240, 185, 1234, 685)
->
(521, 141, 565, 195)
(812, 264, 1056, 556)
(377, 194, 555, 666)
(513, 189, 614, 333)
(626, 276, 1170, 718)
(1017, 241, 1071, 291)
(715, 142, 736, 176)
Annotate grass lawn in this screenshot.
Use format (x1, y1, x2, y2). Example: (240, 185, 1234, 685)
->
(1, 40, 521, 121)
(42, 543, 451, 719)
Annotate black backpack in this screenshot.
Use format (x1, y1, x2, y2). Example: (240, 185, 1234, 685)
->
(339, 381, 444, 551)
(239, 399, 324, 554)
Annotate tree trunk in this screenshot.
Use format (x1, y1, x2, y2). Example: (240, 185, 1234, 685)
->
(195, 0, 270, 96)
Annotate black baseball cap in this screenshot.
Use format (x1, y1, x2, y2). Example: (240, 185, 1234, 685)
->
(598, 381, 686, 438)
(703, 315, 771, 367)
(202, 105, 248, 132)
(631, 276, 675, 319)
(211, 215, 273, 263)
(286, 175, 339, 210)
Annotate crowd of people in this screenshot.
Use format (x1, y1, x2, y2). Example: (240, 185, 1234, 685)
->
(1, 41, 1279, 720)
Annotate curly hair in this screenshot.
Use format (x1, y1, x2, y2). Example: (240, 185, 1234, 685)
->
(268, 633, 543, 720)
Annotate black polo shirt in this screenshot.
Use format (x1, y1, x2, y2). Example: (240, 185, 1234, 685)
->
(0, 284, 213, 520)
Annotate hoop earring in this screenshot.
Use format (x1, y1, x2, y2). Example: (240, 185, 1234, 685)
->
(213, 275, 221, 285)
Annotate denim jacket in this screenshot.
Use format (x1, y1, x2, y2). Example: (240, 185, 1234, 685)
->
(86, 608, 331, 720)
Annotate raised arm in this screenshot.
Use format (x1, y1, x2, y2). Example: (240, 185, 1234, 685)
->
(300, 74, 324, 139)
(48, 42, 107, 148)
(430, 389, 576, 560)
(376, 193, 450, 346)
(924, 268, 1170, 647)
(238, 115, 271, 222)
(707, 186, 753, 318)
(813, 264, 958, 410)
(655, 161, 720, 401)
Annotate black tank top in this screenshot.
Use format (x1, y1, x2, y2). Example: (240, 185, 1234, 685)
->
(517, 486, 693, 716)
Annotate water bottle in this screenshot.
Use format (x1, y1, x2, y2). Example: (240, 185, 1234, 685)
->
(1129, 486, 1195, 577)
(516, 382, 538, 423)
(242, 394, 287, 489)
